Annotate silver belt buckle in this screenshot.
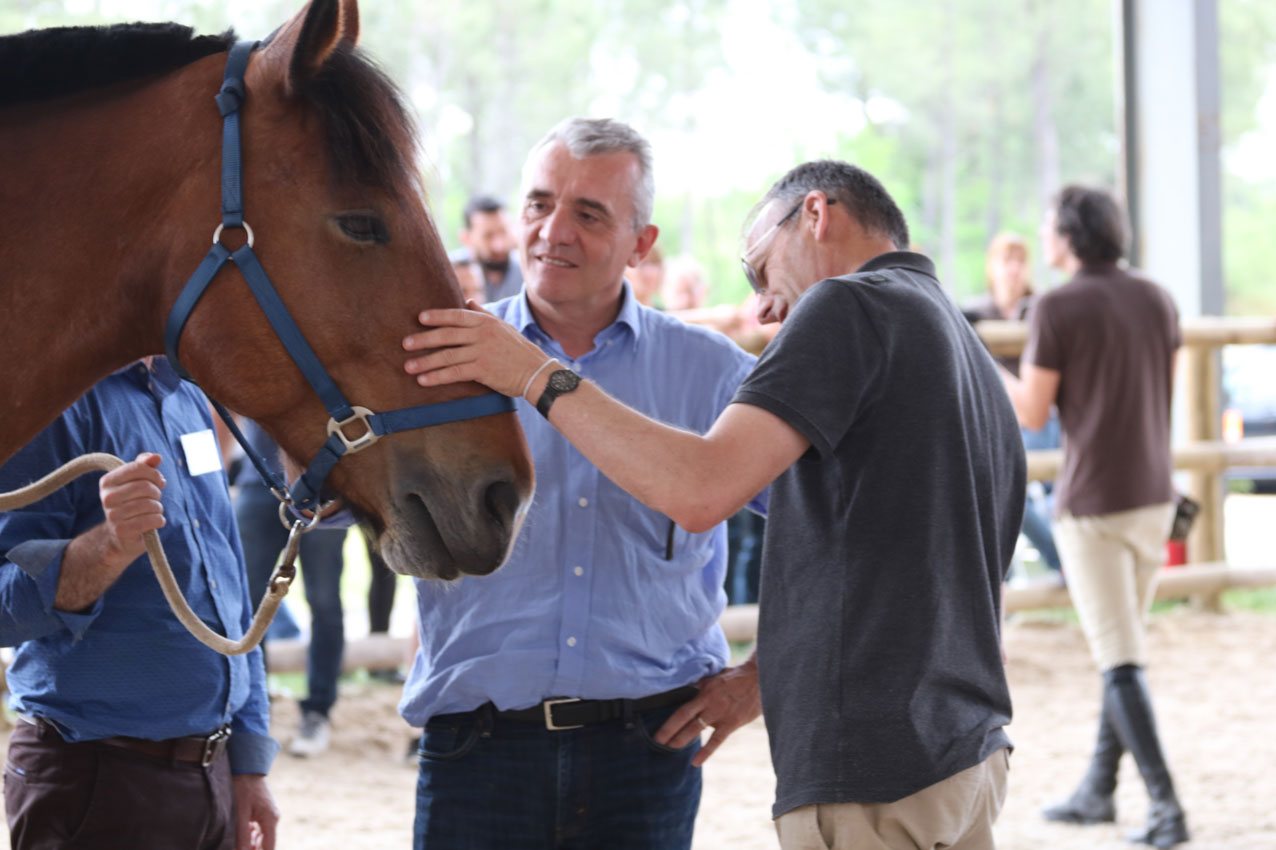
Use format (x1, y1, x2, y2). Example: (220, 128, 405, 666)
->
(201, 727, 231, 767)
(542, 697, 583, 731)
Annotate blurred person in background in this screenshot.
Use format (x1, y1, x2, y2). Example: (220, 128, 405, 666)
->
(234, 422, 348, 759)
(1001, 186, 1188, 848)
(965, 232, 1063, 580)
(451, 254, 486, 304)
(660, 255, 708, 311)
(457, 194, 523, 302)
(629, 241, 664, 306)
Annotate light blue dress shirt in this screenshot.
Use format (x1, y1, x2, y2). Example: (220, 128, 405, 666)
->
(0, 359, 277, 774)
(400, 284, 761, 723)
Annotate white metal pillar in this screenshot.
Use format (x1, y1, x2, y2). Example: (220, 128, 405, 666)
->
(1118, 0, 1223, 317)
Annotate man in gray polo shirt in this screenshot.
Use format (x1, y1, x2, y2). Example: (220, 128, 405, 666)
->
(402, 159, 1023, 848)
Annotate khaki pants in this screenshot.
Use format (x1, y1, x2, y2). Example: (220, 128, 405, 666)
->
(774, 749, 1010, 850)
(1055, 502, 1175, 671)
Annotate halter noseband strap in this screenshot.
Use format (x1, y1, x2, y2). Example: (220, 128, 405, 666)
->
(165, 40, 515, 512)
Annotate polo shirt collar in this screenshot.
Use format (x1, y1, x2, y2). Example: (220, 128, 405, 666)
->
(857, 251, 937, 280)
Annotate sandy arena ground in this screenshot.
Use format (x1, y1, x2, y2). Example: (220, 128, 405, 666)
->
(5, 497, 1275, 847)
(3, 606, 1273, 849)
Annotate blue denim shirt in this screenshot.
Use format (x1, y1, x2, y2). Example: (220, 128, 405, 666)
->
(0, 359, 278, 774)
(400, 284, 762, 723)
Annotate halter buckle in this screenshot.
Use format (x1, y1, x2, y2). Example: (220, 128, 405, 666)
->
(328, 406, 380, 454)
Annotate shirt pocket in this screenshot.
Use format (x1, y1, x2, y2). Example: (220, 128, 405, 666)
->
(624, 501, 715, 574)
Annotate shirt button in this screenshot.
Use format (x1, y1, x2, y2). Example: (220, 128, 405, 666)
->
(176, 457, 185, 468)
(566, 637, 577, 647)
(209, 579, 217, 589)
(578, 497, 588, 508)
(573, 566, 584, 577)
(192, 518, 201, 529)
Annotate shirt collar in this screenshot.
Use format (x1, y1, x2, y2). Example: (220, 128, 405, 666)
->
(114, 357, 182, 395)
(510, 281, 645, 349)
(857, 251, 938, 280)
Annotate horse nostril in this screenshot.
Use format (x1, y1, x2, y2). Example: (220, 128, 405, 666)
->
(483, 480, 520, 528)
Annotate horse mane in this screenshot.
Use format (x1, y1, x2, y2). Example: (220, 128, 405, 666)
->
(0, 22, 418, 192)
(0, 23, 233, 109)
(305, 45, 421, 193)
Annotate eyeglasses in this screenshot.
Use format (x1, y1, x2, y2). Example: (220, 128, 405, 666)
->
(739, 198, 834, 294)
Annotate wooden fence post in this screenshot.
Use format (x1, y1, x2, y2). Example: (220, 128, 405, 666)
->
(1181, 345, 1225, 610)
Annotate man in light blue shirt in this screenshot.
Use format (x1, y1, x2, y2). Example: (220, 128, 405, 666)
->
(0, 357, 279, 849)
(401, 118, 764, 849)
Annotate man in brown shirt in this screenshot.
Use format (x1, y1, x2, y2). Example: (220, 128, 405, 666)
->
(1001, 185, 1188, 849)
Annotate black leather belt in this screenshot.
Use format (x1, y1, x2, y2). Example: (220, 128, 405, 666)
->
(492, 685, 698, 731)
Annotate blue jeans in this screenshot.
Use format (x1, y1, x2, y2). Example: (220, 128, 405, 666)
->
(234, 484, 347, 716)
(413, 703, 702, 849)
(1021, 415, 1062, 573)
(725, 510, 764, 605)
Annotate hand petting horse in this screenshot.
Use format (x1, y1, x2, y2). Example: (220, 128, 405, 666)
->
(0, 0, 534, 580)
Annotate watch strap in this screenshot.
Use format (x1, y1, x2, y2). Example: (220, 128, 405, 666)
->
(536, 369, 580, 418)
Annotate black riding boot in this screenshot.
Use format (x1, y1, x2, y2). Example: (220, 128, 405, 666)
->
(1103, 664, 1190, 848)
(1042, 687, 1122, 824)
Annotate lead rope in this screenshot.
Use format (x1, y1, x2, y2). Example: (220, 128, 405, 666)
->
(0, 452, 298, 656)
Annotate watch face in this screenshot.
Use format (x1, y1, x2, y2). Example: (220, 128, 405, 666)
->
(548, 370, 581, 392)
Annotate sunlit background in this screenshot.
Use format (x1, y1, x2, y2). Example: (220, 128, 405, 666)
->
(5, 0, 1275, 312)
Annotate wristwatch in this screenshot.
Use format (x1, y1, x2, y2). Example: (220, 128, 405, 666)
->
(536, 368, 582, 418)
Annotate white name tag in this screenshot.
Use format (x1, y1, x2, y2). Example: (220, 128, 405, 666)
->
(180, 429, 224, 477)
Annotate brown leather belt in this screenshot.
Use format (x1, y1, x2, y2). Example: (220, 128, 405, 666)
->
(97, 726, 232, 767)
(25, 716, 231, 767)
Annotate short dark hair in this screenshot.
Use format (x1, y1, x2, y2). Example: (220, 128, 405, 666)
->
(463, 194, 505, 229)
(754, 160, 910, 250)
(1051, 185, 1127, 264)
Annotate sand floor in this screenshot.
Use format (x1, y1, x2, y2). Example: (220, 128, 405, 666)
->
(5, 606, 1272, 849)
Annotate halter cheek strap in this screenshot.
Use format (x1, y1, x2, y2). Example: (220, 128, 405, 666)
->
(165, 40, 515, 512)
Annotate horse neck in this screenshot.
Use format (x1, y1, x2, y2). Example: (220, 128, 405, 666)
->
(0, 56, 226, 462)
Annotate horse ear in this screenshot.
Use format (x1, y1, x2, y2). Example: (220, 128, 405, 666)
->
(252, 0, 359, 97)
(339, 0, 360, 48)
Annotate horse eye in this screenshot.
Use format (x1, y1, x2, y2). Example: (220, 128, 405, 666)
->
(336, 213, 390, 244)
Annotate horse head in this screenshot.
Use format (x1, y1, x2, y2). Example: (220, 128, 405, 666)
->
(168, 0, 534, 579)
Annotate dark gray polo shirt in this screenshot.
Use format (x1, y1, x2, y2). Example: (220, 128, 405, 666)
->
(732, 252, 1022, 816)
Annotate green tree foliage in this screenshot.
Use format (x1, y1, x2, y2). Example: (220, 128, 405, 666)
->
(788, 0, 1115, 299)
(5, 0, 1274, 313)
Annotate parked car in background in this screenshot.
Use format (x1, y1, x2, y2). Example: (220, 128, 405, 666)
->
(1221, 344, 1276, 494)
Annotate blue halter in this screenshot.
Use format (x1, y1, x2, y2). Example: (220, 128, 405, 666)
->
(165, 40, 515, 512)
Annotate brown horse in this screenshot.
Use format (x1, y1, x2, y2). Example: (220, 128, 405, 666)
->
(0, 0, 534, 580)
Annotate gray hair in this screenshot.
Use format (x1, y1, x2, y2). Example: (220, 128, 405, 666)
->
(527, 117, 655, 231)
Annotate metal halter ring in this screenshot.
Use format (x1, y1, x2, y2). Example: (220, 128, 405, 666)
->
(212, 221, 255, 248)
(277, 499, 329, 532)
